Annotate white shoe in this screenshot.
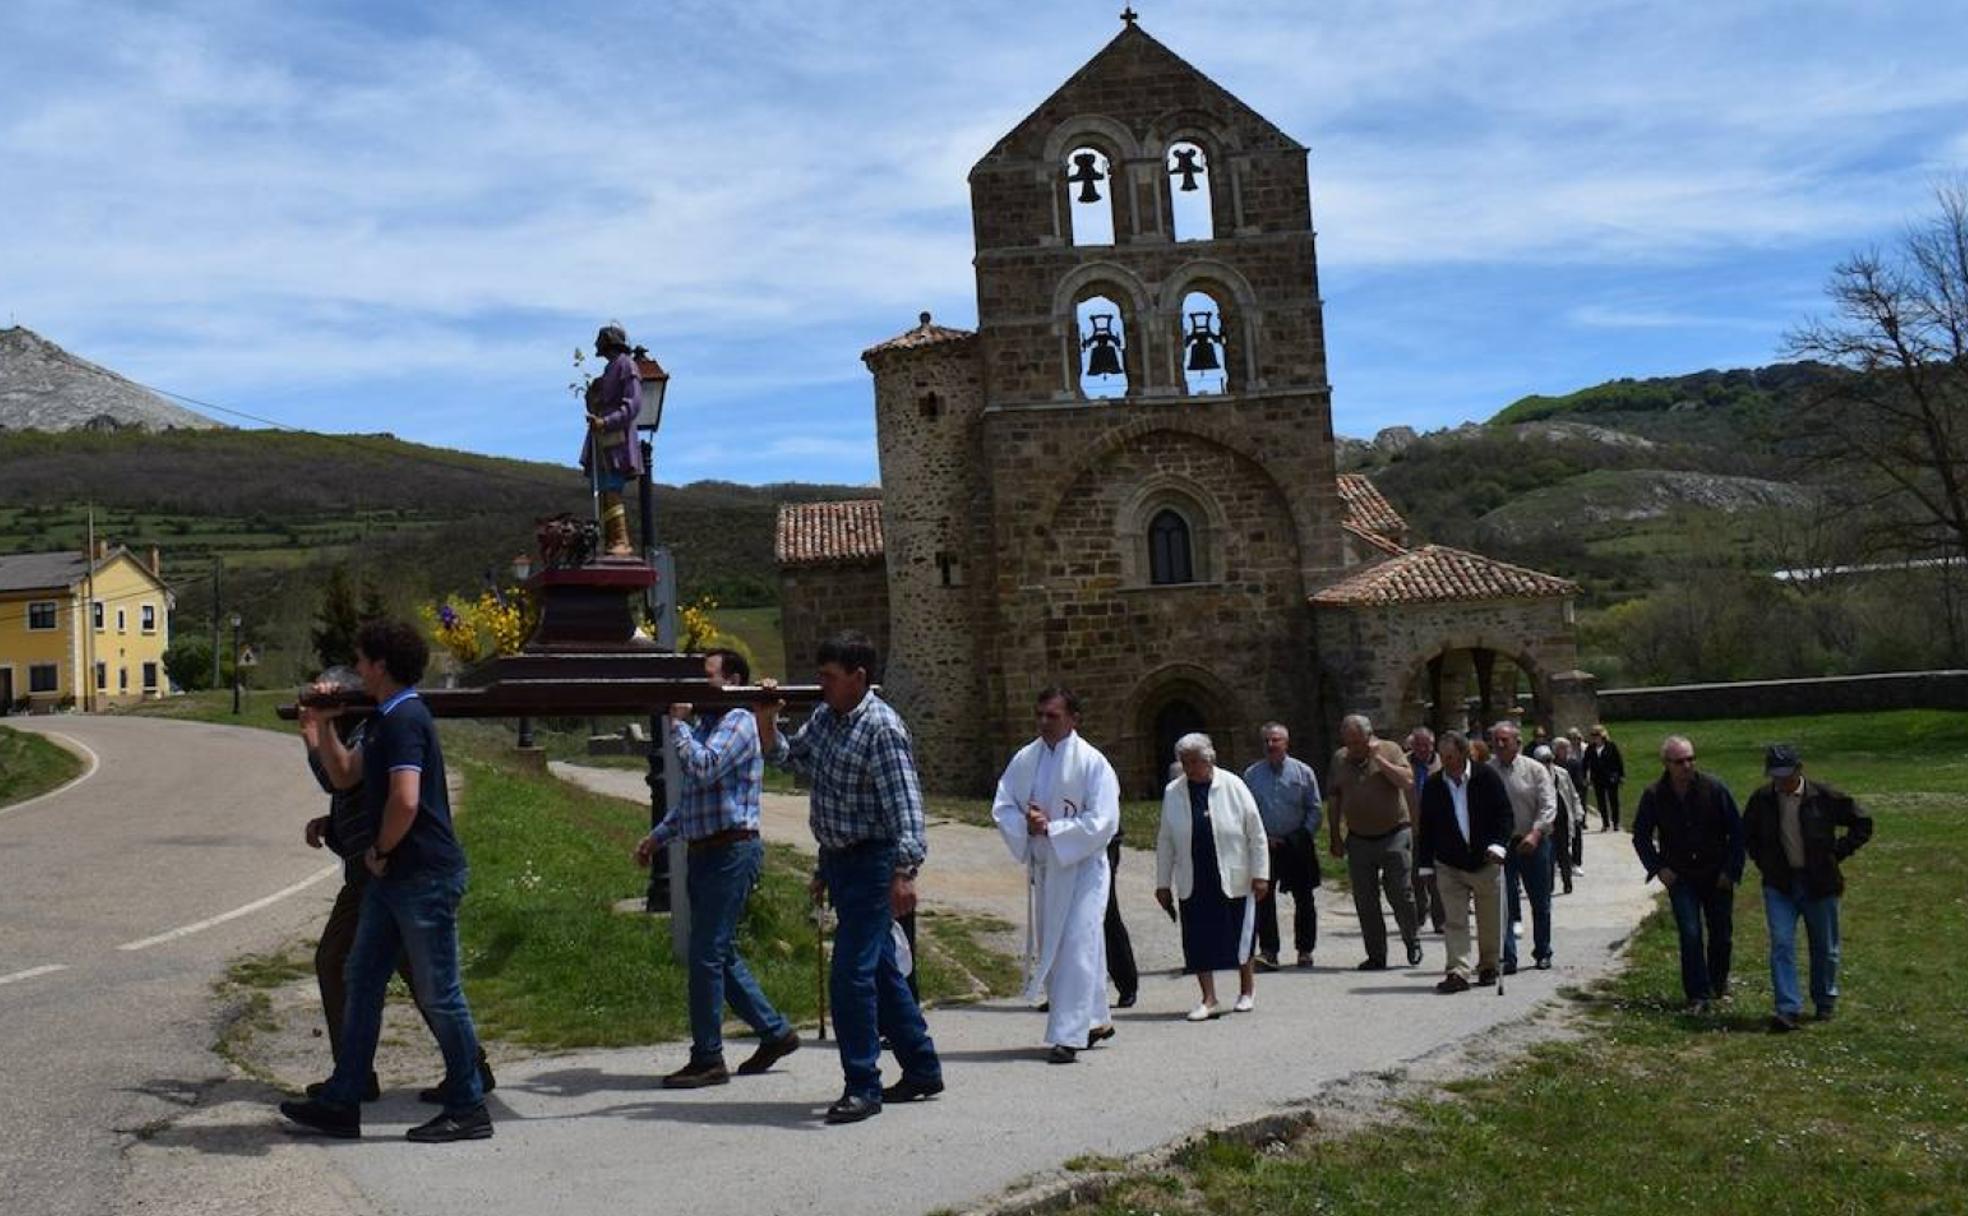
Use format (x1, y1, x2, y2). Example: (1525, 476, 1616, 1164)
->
(1232, 993, 1255, 1013)
(1185, 1002, 1219, 1022)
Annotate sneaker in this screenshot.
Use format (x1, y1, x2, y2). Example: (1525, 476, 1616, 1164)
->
(1405, 939, 1424, 967)
(305, 1072, 381, 1104)
(406, 1105, 493, 1143)
(1535, 957, 1553, 971)
(661, 1058, 730, 1089)
(1435, 973, 1471, 994)
(880, 1075, 944, 1103)
(1767, 1013, 1800, 1034)
(419, 1058, 496, 1106)
(1254, 952, 1280, 973)
(278, 1097, 360, 1139)
(1231, 993, 1255, 1014)
(1184, 1002, 1219, 1022)
(736, 1031, 802, 1076)
(1296, 952, 1314, 968)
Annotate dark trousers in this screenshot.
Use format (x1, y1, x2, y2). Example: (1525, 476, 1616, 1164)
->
(1668, 876, 1735, 1002)
(1593, 783, 1622, 830)
(316, 873, 487, 1076)
(1413, 854, 1445, 931)
(1256, 834, 1320, 957)
(1555, 805, 1575, 890)
(1103, 837, 1138, 999)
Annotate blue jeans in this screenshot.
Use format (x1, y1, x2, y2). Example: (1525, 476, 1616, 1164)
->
(1503, 835, 1554, 966)
(1666, 876, 1735, 1002)
(1764, 879, 1840, 1017)
(823, 844, 939, 1103)
(324, 868, 484, 1113)
(685, 838, 792, 1063)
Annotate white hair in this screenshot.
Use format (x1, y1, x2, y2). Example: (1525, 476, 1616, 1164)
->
(1552, 736, 1572, 756)
(1660, 734, 1694, 761)
(1259, 721, 1288, 740)
(1174, 732, 1216, 763)
(1491, 720, 1521, 740)
(1339, 713, 1373, 738)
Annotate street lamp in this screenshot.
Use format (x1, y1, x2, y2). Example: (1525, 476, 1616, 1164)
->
(512, 552, 535, 750)
(229, 613, 243, 715)
(633, 348, 675, 916)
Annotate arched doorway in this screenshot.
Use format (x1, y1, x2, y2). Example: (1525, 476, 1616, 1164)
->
(1151, 697, 1206, 788)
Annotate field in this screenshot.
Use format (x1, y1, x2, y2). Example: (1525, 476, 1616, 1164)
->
(0, 723, 85, 806)
(1068, 709, 1968, 1216)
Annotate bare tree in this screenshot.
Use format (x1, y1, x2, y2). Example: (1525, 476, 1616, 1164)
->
(1784, 181, 1968, 564)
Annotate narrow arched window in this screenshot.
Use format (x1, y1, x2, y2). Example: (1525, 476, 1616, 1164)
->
(1148, 509, 1194, 585)
(1168, 141, 1213, 241)
(1180, 290, 1227, 396)
(1076, 294, 1129, 399)
(1065, 146, 1116, 246)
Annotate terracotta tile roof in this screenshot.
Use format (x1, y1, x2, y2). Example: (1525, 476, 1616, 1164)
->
(1336, 473, 1406, 539)
(776, 499, 885, 567)
(1342, 522, 1407, 558)
(862, 311, 977, 359)
(1311, 544, 1579, 607)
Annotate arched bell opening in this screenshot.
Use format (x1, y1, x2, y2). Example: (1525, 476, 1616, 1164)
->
(1075, 293, 1131, 399)
(1166, 140, 1215, 242)
(1063, 145, 1118, 247)
(1179, 290, 1228, 396)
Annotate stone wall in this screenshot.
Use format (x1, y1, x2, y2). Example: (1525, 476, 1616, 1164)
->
(1597, 670, 1968, 721)
(777, 561, 890, 679)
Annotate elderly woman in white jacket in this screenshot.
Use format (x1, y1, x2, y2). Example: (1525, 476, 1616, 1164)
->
(1156, 732, 1271, 1021)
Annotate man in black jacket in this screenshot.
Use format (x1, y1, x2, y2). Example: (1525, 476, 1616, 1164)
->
(1742, 744, 1873, 1032)
(1632, 734, 1745, 1013)
(1415, 732, 1514, 994)
(1583, 725, 1626, 831)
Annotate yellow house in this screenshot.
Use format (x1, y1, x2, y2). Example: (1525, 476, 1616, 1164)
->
(0, 545, 174, 712)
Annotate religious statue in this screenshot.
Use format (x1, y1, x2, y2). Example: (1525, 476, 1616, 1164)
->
(581, 323, 644, 557)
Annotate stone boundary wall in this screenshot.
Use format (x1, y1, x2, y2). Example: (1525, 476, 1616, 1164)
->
(1597, 670, 1968, 720)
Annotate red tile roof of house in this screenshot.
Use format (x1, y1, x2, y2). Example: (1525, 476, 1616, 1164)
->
(1335, 473, 1406, 539)
(1342, 522, 1407, 558)
(862, 311, 977, 360)
(1311, 544, 1579, 607)
(775, 499, 885, 567)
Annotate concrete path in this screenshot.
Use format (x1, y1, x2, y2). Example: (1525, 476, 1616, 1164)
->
(0, 715, 348, 1216)
(137, 759, 1651, 1216)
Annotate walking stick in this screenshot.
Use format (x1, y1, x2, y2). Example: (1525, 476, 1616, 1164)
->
(1497, 854, 1508, 998)
(814, 895, 828, 1041)
(1023, 856, 1038, 997)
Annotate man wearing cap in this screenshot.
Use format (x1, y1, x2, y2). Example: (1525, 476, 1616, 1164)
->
(581, 323, 644, 557)
(1632, 735, 1745, 1013)
(1742, 745, 1873, 1032)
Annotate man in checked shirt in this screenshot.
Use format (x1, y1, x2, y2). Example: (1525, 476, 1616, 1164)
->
(636, 647, 801, 1089)
(757, 631, 943, 1125)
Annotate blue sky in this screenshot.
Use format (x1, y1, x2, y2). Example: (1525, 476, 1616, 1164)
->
(3, 0, 1964, 485)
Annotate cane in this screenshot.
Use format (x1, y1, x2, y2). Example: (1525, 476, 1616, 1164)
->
(1497, 852, 1509, 998)
(1023, 856, 1038, 997)
(814, 894, 828, 1041)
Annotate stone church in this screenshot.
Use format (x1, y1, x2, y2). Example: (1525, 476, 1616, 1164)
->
(777, 20, 1594, 795)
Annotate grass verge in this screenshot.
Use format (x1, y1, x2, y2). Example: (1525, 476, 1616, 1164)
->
(0, 723, 85, 807)
(1067, 709, 1968, 1216)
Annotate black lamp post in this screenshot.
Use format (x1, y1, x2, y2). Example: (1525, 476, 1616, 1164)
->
(635, 348, 672, 913)
(229, 612, 243, 715)
(512, 552, 536, 750)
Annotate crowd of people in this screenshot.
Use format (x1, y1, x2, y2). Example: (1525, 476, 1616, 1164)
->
(275, 626, 1874, 1143)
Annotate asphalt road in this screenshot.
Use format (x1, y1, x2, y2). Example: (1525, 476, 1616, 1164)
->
(0, 715, 340, 1215)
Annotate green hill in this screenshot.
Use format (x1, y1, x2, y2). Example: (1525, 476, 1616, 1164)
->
(0, 428, 872, 684)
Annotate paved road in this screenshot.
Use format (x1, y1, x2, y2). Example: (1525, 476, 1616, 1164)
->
(0, 715, 342, 1215)
(142, 758, 1656, 1216)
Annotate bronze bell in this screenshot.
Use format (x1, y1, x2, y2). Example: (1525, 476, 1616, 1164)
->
(1068, 151, 1106, 204)
(1170, 147, 1205, 193)
(1185, 311, 1221, 372)
(1082, 314, 1124, 378)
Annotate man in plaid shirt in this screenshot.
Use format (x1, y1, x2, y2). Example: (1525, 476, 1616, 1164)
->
(759, 632, 942, 1125)
(636, 648, 800, 1089)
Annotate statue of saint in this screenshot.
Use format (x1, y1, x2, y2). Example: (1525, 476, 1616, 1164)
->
(582, 324, 644, 557)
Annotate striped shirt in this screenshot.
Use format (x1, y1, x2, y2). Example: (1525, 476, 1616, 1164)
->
(766, 691, 927, 867)
(651, 708, 763, 848)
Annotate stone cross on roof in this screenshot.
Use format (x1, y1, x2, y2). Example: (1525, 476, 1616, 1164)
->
(1120, 6, 1139, 27)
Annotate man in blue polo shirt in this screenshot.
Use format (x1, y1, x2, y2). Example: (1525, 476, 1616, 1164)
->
(281, 620, 491, 1143)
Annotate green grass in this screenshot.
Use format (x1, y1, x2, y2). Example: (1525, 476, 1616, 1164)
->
(0, 723, 86, 806)
(1070, 708, 1968, 1216)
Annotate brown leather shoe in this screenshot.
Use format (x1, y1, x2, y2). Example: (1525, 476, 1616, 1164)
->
(661, 1059, 730, 1088)
(736, 1032, 803, 1076)
(1435, 973, 1472, 994)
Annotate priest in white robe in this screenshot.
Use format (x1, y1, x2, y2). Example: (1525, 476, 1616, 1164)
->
(991, 686, 1121, 1064)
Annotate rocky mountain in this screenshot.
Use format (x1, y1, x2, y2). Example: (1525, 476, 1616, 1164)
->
(0, 327, 223, 433)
